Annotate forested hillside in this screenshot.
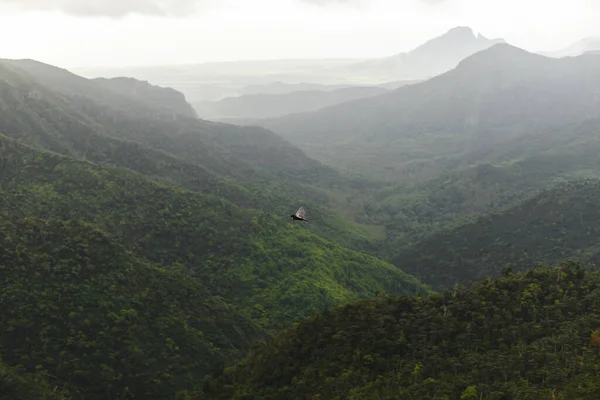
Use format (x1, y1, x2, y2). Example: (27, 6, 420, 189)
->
(392, 179, 600, 290)
(204, 264, 600, 399)
(1, 355, 67, 400)
(0, 215, 261, 399)
(4, 38, 600, 400)
(0, 133, 428, 398)
(0, 58, 386, 252)
(366, 116, 600, 254)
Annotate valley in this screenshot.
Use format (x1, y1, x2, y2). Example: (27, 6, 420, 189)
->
(3, 21, 600, 400)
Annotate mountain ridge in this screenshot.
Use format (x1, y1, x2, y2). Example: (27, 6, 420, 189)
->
(0, 131, 429, 398)
(0, 57, 389, 253)
(257, 43, 600, 180)
(193, 86, 388, 120)
(333, 26, 506, 81)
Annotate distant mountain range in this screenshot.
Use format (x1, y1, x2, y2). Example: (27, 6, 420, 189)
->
(186, 26, 507, 119)
(257, 44, 600, 181)
(331, 26, 507, 81)
(193, 86, 387, 120)
(193, 79, 425, 120)
(72, 26, 507, 104)
(539, 36, 600, 58)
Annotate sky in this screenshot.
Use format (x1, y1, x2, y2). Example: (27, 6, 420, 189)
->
(0, 0, 599, 68)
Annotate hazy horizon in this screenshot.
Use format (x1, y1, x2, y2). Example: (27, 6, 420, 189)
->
(1, 0, 599, 69)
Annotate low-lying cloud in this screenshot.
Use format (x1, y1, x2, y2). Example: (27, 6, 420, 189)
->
(0, 0, 202, 17)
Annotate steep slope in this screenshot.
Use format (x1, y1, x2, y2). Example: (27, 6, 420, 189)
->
(0, 134, 429, 326)
(0, 58, 386, 252)
(334, 26, 506, 81)
(92, 76, 198, 118)
(260, 44, 600, 181)
(0, 58, 193, 123)
(203, 265, 600, 400)
(0, 58, 329, 184)
(0, 134, 429, 396)
(391, 179, 600, 290)
(366, 116, 600, 251)
(193, 86, 388, 120)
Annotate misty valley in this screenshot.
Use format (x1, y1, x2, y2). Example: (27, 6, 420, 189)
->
(3, 21, 600, 400)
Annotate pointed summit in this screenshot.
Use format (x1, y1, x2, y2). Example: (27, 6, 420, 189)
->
(444, 26, 476, 37)
(339, 26, 507, 81)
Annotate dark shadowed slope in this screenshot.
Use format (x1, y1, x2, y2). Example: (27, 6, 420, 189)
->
(1, 355, 68, 400)
(260, 44, 600, 181)
(391, 179, 600, 290)
(203, 265, 600, 400)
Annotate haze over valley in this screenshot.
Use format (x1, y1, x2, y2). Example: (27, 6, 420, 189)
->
(3, 0, 600, 398)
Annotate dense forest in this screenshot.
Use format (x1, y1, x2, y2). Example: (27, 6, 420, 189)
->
(0, 131, 427, 397)
(0, 215, 261, 399)
(204, 264, 600, 399)
(392, 178, 600, 290)
(3, 42, 600, 399)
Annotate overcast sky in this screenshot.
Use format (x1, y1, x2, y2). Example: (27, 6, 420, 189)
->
(0, 0, 598, 68)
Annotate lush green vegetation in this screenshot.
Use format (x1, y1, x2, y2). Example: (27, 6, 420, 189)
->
(1, 354, 67, 400)
(363, 117, 600, 258)
(0, 58, 386, 253)
(5, 46, 600, 400)
(391, 178, 600, 290)
(0, 216, 260, 399)
(0, 133, 428, 397)
(204, 264, 600, 399)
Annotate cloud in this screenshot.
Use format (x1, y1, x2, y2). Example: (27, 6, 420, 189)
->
(0, 0, 204, 17)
